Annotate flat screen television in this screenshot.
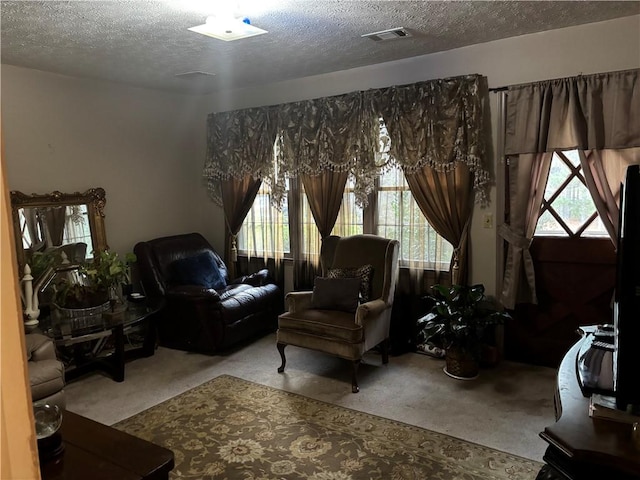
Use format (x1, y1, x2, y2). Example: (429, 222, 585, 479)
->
(614, 164, 640, 410)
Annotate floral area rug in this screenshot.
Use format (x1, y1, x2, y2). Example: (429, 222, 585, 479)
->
(114, 375, 542, 480)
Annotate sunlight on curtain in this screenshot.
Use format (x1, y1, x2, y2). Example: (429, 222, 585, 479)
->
(238, 180, 289, 265)
(331, 180, 363, 237)
(301, 180, 364, 261)
(377, 167, 453, 271)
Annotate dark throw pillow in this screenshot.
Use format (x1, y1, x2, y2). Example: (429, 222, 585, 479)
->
(327, 264, 374, 302)
(311, 277, 361, 313)
(171, 251, 227, 290)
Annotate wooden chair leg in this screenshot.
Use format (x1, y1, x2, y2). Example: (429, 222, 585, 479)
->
(351, 359, 361, 393)
(277, 343, 287, 373)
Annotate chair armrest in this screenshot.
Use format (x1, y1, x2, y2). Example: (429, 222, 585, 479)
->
(355, 298, 389, 326)
(25, 334, 57, 362)
(166, 285, 221, 302)
(231, 269, 272, 287)
(285, 291, 313, 313)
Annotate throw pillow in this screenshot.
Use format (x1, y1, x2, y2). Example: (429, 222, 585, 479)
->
(171, 251, 227, 290)
(311, 277, 361, 313)
(327, 264, 374, 302)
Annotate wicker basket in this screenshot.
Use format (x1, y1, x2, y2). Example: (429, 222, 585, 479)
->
(444, 346, 479, 379)
(53, 302, 111, 331)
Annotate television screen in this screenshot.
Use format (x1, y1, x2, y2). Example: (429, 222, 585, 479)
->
(614, 164, 640, 410)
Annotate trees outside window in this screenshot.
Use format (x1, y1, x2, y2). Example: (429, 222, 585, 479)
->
(239, 168, 452, 271)
(535, 150, 608, 238)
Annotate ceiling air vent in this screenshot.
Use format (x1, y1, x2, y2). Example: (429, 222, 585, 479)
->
(174, 71, 216, 80)
(361, 27, 411, 42)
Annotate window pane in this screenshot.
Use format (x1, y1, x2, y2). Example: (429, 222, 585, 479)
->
(376, 167, 453, 269)
(535, 150, 609, 238)
(544, 155, 571, 198)
(331, 190, 363, 237)
(238, 182, 290, 257)
(536, 210, 566, 236)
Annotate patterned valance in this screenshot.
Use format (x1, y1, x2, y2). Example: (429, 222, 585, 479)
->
(204, 74, 490, 207)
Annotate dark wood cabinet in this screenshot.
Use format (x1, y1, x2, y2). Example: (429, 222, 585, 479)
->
(537, 335, 640, 479)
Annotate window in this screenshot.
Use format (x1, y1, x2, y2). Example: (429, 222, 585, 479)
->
(535, 150, 608, 237)
(331, 179, 363, 237)
(238, 180, 290, 258)
(300, 180, 364, 259)
(240, 167, 453, 270)
(376, 167, 453, 269)
(63, 205, 94, 256)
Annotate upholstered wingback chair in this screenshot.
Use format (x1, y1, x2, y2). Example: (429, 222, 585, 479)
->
(277, 234, 400, 393)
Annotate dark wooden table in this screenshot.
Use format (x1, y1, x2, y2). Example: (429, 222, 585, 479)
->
(40, 410, 174, 480)
(536, 332, 640, 480)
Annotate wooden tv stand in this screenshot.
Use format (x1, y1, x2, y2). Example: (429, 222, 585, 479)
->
(536, 334, 640, 479)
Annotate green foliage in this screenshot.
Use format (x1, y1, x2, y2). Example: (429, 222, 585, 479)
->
(53, 250, 137, 308)
(28, 250, 64, 280)
(83, 250, 136, 290)
(417, 284, 511, 356)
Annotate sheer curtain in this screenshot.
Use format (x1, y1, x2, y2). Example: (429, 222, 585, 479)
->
(240, 179, 288, 276)
(501, 68, 640, 308)
(220, 175, 262, 280)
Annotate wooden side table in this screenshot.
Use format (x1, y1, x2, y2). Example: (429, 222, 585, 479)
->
(40, 410, 174, 480)
(537, 334, 640, 479)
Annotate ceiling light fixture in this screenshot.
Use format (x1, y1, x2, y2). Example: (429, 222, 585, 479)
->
(188, 16, 267, 41)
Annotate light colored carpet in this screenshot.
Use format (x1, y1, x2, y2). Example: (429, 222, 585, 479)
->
(115, 374, 543, 480)
(65, 333, 556, 462)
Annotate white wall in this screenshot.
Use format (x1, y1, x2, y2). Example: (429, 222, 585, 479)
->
(200, 15, 640, 296)
(1, 66, 209, 255)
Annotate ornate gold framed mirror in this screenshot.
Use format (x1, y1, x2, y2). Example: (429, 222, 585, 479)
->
(10, 188, 109, 274)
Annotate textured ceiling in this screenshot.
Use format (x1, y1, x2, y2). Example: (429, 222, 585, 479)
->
(1, 1, 639, 94)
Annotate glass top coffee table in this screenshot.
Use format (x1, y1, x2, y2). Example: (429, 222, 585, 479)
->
(40, 299, 163, 382)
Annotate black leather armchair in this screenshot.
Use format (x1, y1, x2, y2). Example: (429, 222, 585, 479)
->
(134, 233, 282, 354)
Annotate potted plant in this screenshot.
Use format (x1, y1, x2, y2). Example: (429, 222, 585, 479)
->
(417, 283, 511, 379)
(53, 250, 136, 310)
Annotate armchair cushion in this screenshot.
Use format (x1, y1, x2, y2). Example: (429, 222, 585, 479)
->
(171, 251, 227, 290)
(311, 277, 361, 313)
(278, 309, 364, 343)
(327, 264, 374, 302)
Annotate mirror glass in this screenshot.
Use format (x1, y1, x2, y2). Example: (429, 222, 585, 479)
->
(10, 188, 109, 276)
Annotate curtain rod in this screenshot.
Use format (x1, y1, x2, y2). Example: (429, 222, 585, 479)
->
(489, 86, 508, 92)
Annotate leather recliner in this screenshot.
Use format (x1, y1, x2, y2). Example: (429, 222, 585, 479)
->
(134, 232, 283, 354)
(26, 333, 66, 408)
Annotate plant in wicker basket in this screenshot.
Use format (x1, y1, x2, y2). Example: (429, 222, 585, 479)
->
(53, 250, 136, 309)
(417, 284, 511, 379)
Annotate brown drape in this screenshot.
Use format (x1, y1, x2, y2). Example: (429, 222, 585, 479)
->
(220, 175, 262, 280)
(292, 170, 349, 289)
(578, 148, 640, 245)
(204, 74, 490, 209)
(501, 69, 640, 307)
(44, 206, 66, 247)
(301, 170, 349, 238)
(498, 153, 552, 309)
(404, 163, 474, 285)
(505, 69, 640, 155)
